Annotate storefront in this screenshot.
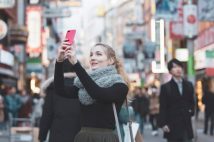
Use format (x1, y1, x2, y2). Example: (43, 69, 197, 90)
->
(0, 49, 17, 96)
(194, 26, 214, 110)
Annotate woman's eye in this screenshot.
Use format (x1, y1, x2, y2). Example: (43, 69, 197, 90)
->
(96, 52, 102, 56)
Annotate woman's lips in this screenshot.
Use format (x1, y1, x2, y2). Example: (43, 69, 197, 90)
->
(91, 62, 98, 66)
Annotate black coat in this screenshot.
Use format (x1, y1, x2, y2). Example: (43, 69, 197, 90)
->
(158, 79, 195, 140)
(202, 91, 214, 114)
(39, 76, 81, 142)
(131, 95, 150, 117)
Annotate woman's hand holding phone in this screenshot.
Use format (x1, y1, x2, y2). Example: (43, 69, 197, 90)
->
(65, 41, 77, 65)
(57, 29, 77, 63)
(57, 39, 70, 62)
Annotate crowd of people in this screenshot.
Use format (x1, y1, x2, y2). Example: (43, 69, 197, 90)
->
(0, 87, 44, 128)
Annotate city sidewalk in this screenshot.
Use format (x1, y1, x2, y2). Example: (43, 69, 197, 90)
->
(143, 112, 214, 142)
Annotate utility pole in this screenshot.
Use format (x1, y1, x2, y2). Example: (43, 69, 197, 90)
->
(17, 0, 26, 91)
(184, 0, 197, 85)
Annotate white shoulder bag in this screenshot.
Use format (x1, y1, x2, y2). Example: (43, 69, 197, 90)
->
(113, 100, 134, 142)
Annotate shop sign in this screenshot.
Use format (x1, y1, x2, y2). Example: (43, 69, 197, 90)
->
(198, 0, 214, 21)
(194, 50, 206, 69)
(26, 6, 42, 55)
(169, 0, 184, 39)
(0, 19, 7, 40)
(0, 49, 14, 66)
(170, 21, 184, 39)
(194, 26, 214, 51)
(155, 0, 181, 20)
(194, 44, 214, 69)
(43, 7, 71, 18)
(183, 4, 198, 38)
(9, 25, 28, 44)
(58, 0, 82, 7)
(206, 50, 214, 58)
(26, 57, 42, 74)
(0, 0, 15, 8)
(175, 48, 188, 61)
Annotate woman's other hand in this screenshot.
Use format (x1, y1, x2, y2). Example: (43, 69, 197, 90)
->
(65, 41, 77, 65)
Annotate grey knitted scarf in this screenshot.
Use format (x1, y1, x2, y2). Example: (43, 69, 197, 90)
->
(74, 65, 126, 105)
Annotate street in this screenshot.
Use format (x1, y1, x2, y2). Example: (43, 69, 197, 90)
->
(143, 112, 214, 142)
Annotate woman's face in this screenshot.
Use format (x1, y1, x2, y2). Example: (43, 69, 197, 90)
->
(89, 45, 113, 70)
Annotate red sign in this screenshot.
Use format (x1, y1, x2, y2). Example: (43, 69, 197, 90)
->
(170, 21, 184, 39)
(205, 68, 214, 76)
(169, 0, 184, 39)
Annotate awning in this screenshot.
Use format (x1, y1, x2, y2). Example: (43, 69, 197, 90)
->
(1, 78, 17, 87)
(205, 68, 214, 76)
(0, 67, 17, 79)
(196, 68, 214, 79)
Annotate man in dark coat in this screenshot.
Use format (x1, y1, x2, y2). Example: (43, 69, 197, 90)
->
(158, 58, 195, 142)
(38, 60, 81, 142)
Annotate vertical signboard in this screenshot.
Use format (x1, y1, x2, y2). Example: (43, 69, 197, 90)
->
(26, 6, 42, 55)
(169, 0, 184, 39)
(183, 4, 198, 38)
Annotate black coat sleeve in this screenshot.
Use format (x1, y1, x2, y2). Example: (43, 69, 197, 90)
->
(38, 87, 54, 141)
(73, 62, 128, 103)
(158, 85, 167, 127)
(54, 61, 78, 99)
(189, 82, 195, 116)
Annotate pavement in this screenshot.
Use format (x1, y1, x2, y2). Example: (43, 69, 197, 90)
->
(1, 112, 213, 142)
(143, 112, 214, 142)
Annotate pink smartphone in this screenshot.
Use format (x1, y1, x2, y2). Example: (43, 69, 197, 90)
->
(65, 29, 76, 45)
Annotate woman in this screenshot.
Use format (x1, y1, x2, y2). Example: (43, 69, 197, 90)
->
(54, 40, 129, 142)
(39, 60, 81, 142)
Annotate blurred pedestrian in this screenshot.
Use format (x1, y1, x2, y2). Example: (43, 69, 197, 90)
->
(158, 58, 195, 142)
(149, 85, 159, 136)
(32, 93, 44, 127)
(131, 87, 150, 134)
(39, 59, 81, 142)
(54, 41, 129, 142)
(0, 95, 9, 130)
(5, 87, 22, 120)
(18, 90, 32, 119)
(202, 78, 214, 136)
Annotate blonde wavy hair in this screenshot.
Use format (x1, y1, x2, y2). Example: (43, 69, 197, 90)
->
(94, 43, 130, 87)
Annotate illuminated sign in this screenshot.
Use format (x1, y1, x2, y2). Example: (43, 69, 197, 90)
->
(0, 19, 7, 40)
(0, 0, 15, 8)
(26, 6, 42, 55)
(151, 19, 168, 73)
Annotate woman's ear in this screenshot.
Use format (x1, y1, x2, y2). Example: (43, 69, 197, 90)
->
(108, 58, 114, 65)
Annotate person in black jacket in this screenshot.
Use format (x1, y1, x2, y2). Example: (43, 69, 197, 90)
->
(158, 58, 195, 142)
(131, 87, 150, 134)
(54, 41, 129, 142)
(38, 60, 81, 142)
(202, 78, 214, 136)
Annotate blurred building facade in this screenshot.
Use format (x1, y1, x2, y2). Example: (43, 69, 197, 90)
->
(0, 1, 18, 96)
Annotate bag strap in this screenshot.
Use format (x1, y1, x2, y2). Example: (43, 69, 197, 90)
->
(113, 103, 122, 142)
(125, 99, 135, 142)
(113, 99, 135, 142)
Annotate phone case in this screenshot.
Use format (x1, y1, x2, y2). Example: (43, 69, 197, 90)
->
(65, 29, 76, 45)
